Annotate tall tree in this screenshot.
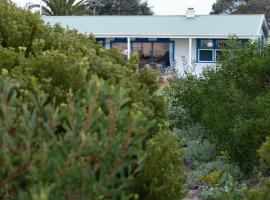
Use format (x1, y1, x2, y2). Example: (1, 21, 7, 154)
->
(211, 0, 270, 22)
(86, 0, 153, 15)
(32, 0, 88, 16)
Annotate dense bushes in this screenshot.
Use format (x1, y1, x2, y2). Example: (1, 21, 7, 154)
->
(132, 132, 186, 200)
(0, 77, 151, 199)
(244, 180, 270, 200)
(258, 137, 270, 172)
(168, 41, 270, 172)
(0, 1, 186, 199)
(244, 138, 270, 199)
(166, 40, 270, 198)
(0, 0, 167, 134)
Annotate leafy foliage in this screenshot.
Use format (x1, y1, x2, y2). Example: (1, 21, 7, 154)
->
(0, 77, 152, 199)
(211, 0, 270, 23)
(243, 138, 270, 200)
(0, 0, 167, 135)
(32, 0, 89, 16)
(32, 0, 153, 16)
(0, 1, 179, 199)
(86, 0, 153, 15)
(132, 132, 186, 200)
(201, 173, 244, 200)
(258, 137, 270, 172)
(167, 41, 270, 172)
(244, 180, 270, 200)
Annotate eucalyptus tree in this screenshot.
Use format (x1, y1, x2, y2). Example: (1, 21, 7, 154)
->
(86, 0, 153, 15)
(211, 0, 270, 22)
(33, 0, 89, 16)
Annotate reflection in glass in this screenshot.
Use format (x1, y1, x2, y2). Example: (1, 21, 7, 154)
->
(199, 39, 213, 49)
(132, 43, 152, 68)
(216, 40, 227, 49)
(112, 43, 127, 51)
(153, 43, 170, 67)
(132, 42, 173, 69)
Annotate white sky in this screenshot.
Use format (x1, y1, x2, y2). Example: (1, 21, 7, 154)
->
(11, 0, 216, 15)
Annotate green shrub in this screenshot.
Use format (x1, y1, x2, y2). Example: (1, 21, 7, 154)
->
(201, 173, 244, 200)
(167, 75, 203, 125)
(244, 138, 270, 200)
(185, 139, 216, 168)
(167, 40, 270, 172)
(188, 157, 242, 187)
(258, 137, 270, 172)
(244, 180, 270, 200)
(0, 76, 153, 199)
(0, 2, 186, 199)
(132, 132, 186, 200)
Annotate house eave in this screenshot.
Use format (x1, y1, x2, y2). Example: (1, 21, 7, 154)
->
(93, 34, 261, 39)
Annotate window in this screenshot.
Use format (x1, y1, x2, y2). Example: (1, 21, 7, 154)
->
(132, 43, 152, 61)
(96, 38, 105, 47)
(111, 39, 128, 52)
(215, 40, 229, 62)
(131, 39, 175, 68)
(111, 38, 175, 68)
(197, 39, 228, 63)
(215, 49, 222, 61)
(216, 40, 227, 49)
(199, 50, 214, 62)
(112, 43, 127, 51)
(199, 39, 213, 49)
(153, 43, 171, 67)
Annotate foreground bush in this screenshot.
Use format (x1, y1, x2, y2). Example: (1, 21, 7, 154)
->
(0, 77, 152, 199)
(132, 132, 186, 200)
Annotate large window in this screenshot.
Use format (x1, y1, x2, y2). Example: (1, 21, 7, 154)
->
(131, 39, 174, 68)
(111, 38, 175, 68)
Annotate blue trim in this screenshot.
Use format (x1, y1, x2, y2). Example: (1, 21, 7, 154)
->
(259, 35, 264, 47)
(172, 41, 175, 62)
(150, 42, 154, 63)
(196, 39, 199, 63)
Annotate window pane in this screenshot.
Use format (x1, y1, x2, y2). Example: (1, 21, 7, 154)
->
(216, 40, 227, 49)
(132, 43, 152, 67)
(112, 43, 127, 51)
(199, 50, 213, 62)
(199, 39, 213, 49)
(216, 50, 222, 61)
(153, 43, 170, 67)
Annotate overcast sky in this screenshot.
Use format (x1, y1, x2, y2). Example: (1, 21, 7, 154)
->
(11, 0, 216, 15)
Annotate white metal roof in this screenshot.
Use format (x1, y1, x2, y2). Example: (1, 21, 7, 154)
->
(42, 15, 268, 38)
